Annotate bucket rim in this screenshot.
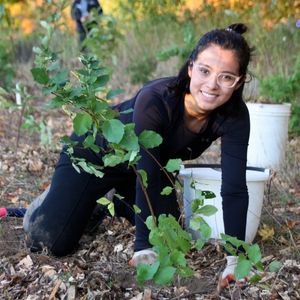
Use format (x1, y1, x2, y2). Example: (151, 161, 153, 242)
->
(179, 164, 270, 181)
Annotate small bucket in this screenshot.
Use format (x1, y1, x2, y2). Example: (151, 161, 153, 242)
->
(179, 164, 270, 243)
(246, 103, 291, 170)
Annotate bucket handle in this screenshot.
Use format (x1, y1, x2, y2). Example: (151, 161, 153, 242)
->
(183, 164, 266, 172)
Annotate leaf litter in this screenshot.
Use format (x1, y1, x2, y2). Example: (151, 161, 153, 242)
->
(1, 105, 300, 299)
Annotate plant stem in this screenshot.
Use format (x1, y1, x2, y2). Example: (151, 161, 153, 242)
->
(132, 165, 157, 226)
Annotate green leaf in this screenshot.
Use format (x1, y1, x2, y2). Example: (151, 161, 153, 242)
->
(136, 261, 160, 285)
(153, 266, 176, 285)
(94, 74, 110, 87)
(138, 169, 148, 188)
(221, 234, 244, 249)
(268, 260, 282, 272)
(119, 124, 139, 151)
(97, 197, 111, 205)
(195, 239, 205, 250)
(48, 96, 65, 108)
(249, 274, 262, 284)
(160, 186, 173, 196)
(196, 205, 218, 216)
(165, 159, 182, 173)
(190, 216, 203, 231)
(106, 88, 124, 99)
(133, 205, 141, 214)
(108, 202, 115, 216)
(145, 216, 156, 230)
(52, 69, 69, 86)
(102, 119, 125, 144)
(247, 244, 262, 264)
(235, 257, 252, 280)
(73, 113, 93, 136)
(201, 191, 216, 199)
(139, 130, 162, 149)
(72, 163, 81, 174)
(191, 199, 204, 213)
(31, 67, 49, 85)
(198, 222, 211, 240)
(170, 250, 186, 267)
(103, 153, 123, 167)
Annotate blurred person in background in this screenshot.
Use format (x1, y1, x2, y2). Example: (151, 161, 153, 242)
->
(71, 0, 103, 44)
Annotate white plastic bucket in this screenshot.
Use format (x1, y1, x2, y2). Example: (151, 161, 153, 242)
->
(179, 165, 270, 243)
(246, 103, 291, 170)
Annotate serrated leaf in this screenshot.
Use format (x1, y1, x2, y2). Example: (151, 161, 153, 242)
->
(269, 260, 282, 272)
(153, 266, 176, 285)
(73, 113, 93, 136)
(102, 119, 125, 143)
(139, 130, 162, 149)
(31, 67, 49, 85)
(165, 159, 182, 172)
(160, 186, 173, 196)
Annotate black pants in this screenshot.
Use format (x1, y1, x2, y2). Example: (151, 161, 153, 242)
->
(26, 152, 180, 256)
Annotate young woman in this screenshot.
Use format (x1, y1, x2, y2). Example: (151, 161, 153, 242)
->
(24, 23, 253, 287)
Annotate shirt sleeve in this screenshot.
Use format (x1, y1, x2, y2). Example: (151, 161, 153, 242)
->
(220, 103, 250, 241)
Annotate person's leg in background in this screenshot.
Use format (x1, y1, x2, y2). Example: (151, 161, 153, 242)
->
(25, 152, 134, 257)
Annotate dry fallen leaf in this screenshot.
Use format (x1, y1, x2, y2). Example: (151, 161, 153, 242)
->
(17, 255, 33, 269)
(286, 220, 299, 229)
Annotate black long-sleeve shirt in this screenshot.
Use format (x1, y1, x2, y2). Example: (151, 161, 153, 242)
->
(113, 77, 250, 247)
(72, 76, 250, 249)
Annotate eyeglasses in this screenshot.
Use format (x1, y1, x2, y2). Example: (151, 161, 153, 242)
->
(192, 63, 242, 89)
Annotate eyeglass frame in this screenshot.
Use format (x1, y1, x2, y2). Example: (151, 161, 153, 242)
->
(191, 62, 245, 89)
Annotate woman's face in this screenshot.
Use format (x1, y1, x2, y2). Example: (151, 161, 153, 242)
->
(187, 44, 242, 115)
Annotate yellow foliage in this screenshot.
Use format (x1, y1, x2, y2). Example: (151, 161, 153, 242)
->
(258, 224, 275, 241)
(4, 0, 300, 35)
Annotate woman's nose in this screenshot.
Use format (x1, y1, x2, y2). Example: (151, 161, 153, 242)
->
(205, 74, 218, 89)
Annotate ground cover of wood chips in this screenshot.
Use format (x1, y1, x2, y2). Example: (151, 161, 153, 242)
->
(1, 103, 300, 300)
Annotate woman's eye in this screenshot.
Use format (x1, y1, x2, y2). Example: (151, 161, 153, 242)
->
(220, 74, 235, 81)
(198, 67, 209, 75)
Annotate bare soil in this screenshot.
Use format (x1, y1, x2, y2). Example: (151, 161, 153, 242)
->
(1, 99, 300, 299)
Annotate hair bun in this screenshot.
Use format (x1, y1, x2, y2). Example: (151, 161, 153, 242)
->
(226, 23, 248, 35)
